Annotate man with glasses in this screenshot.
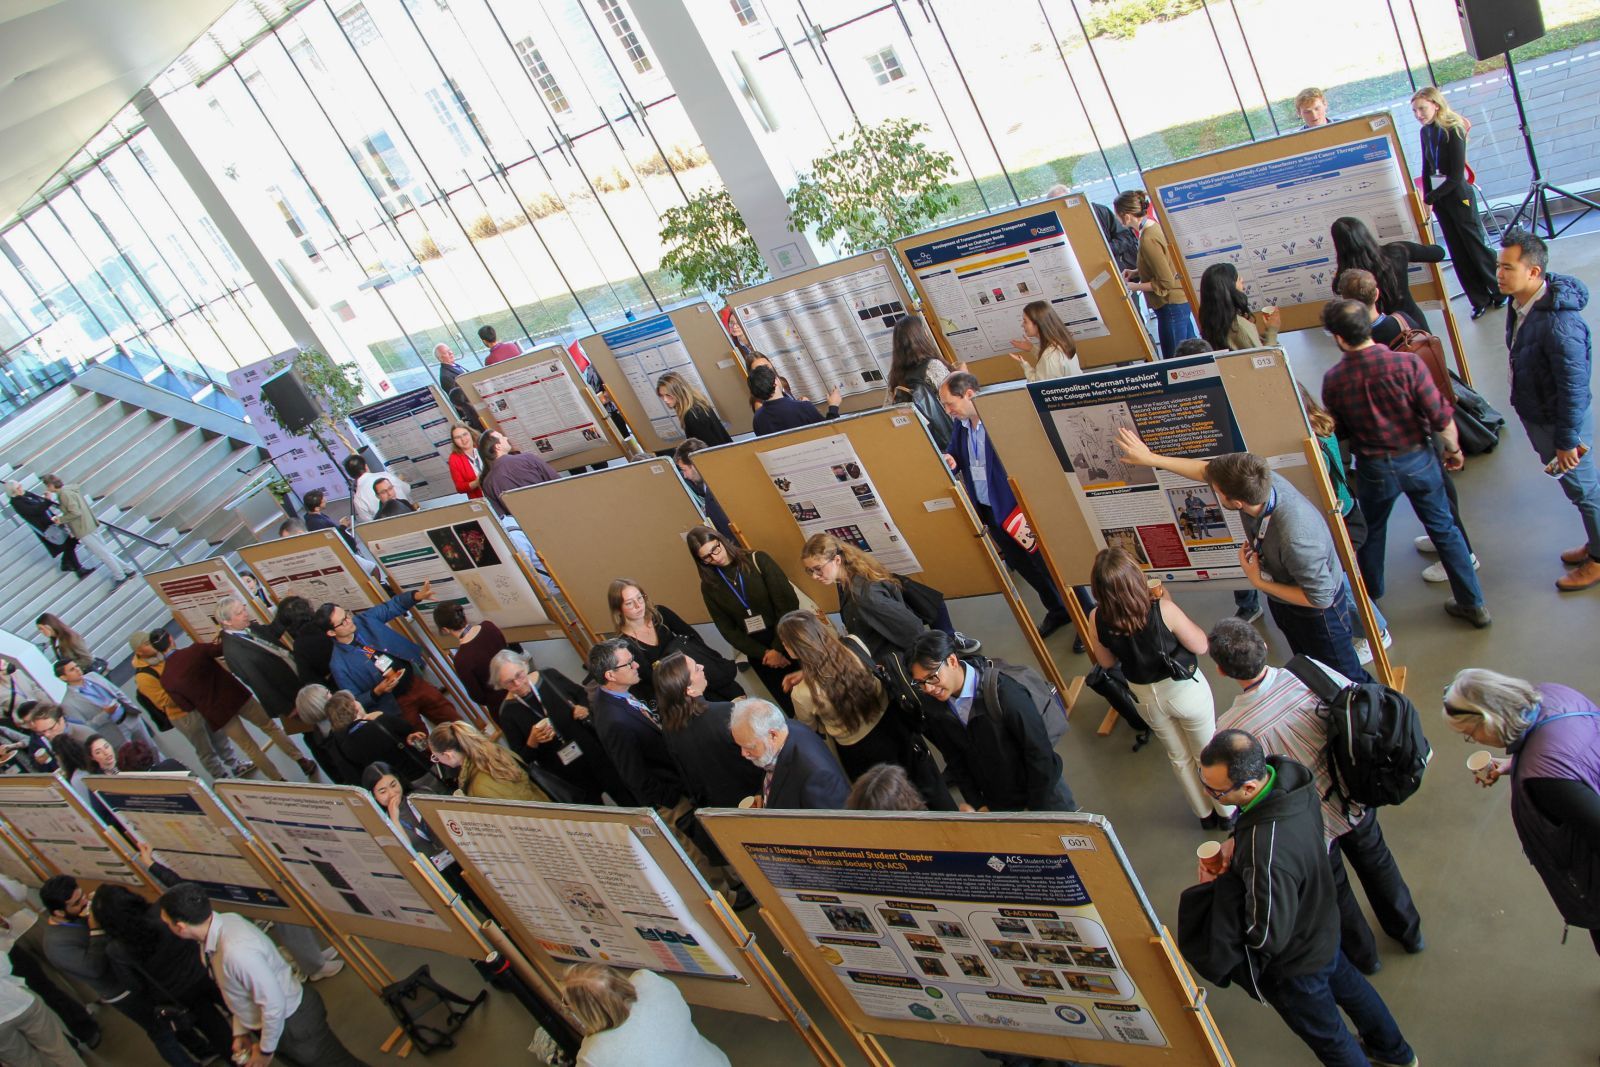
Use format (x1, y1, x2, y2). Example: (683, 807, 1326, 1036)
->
(729, 698, 848, 810)
(1180, 730, 1418, 1067)
(585, 639, 686, 811)
(318, 581, 461, 730)
(906, 631, 1076, 813)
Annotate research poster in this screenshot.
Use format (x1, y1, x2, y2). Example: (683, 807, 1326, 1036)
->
(746, 841, 1165, 1047)
(93, 788, 288, 910)
(154, 565, 255, 643)
(758, 434, 922, 575)
(223, 787, 449, 932)
(365, 509, 549, 638)
(432, 807, 739, 979)
(595, 314, 720, 445)
(470, 354, 606, 462)
(227, 356, 355, 502)
(734, 258, 906, 402)
(0, 783, 141, 886)
(1030, 355, 1248, 582)
(0, 829, 40, 888)
(349, 388, 457, 501)
(902, 207, 1109, 364)
(1153, 127, 1420, 308)
(249, 542, 372, 610)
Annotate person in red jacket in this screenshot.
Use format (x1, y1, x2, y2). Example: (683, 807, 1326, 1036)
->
(159, 631, 309, 779)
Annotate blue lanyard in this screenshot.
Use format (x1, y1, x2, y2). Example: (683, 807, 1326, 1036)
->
(718, 567, 749, 611)
(1250, 489, 1278, 557)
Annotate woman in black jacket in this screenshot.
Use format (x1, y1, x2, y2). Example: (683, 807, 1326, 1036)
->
(884, 317, 954, 451)
(608, 577, 740, 706)
(655, 372, 731, 446)
(655, 652, 763, 808)
(800, 532, 926, 662)
(7, 482, 89, 576)
(325, 690, 430, 782)
(687, 526, 799, 714)
(1412, 86, 1504, 318)
(363, 761, 485, 911)
(1329, 216, 1446, 333)
(491, 648, 624, 805)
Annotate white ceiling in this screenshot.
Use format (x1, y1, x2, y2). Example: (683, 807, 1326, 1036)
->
(0, 0, 236, 226)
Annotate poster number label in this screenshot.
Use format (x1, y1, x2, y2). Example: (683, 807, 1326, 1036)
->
(1059, 835, 1096, 852)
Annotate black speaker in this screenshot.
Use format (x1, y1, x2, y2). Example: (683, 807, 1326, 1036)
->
(1457, 0, 1544, 60)
(260, 367, 323, 433)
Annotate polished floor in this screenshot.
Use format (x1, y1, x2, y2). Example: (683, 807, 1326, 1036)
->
(81, 232, 1600, 1066)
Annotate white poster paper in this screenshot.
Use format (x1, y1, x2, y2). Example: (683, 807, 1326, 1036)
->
(227, 355, 356, 502)
(758, 434, 922, 575)
(595, 314, 718, 445)
(153, 565, 258, 643)
(469, 354, 605, 462)
(0, 783, 141, 885)
(349, 388, 458, 502)
(250, 542, 373, 611)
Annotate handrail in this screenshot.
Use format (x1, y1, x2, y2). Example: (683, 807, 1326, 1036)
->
(100, 519, 173, 550)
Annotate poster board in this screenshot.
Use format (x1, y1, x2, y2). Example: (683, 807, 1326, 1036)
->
(1142, 114, 1443, 334)
(577, 302, 755, 454)
(456, 346, 625, 471)
(502, 459, 713, 630)
(0, 776, 155, 891)
(85, 775, 315, 924)
(348, 385, 462, 503)
(0, 821, 44, 888)
(212, 781, 484, 959)
(894, 196, 1155, 384)
(701, 808, 1230, 1066)
(358, 499, 564, 644)
(724, 250, 916, 416)
(145, 559, 267, 644)
(238, 529, 383, 613)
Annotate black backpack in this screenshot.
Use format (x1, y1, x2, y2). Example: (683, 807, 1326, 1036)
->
(892, 574, 946, 629)
(1284, 655, 1430, 810)
(1449, 371, 1505, 455)
(979, 657, 1069, 745)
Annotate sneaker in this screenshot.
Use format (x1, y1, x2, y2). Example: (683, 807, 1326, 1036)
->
(1235, 603, 1263, 623)
(1444, 599, 1492, 628)
(952, 631, 982, 655)
(309, 958, 345, 982)
(1422, 553, 1478, 583)
(1414, 535, 1437, 555)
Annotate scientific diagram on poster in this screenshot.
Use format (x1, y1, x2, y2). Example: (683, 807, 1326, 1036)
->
(349, 388, 457, 501)
(733, 259, 906, 402)
(597, 315, 720, 445)
(366, 512, 549, 637)
(469, 354, 605, 462)
(429, 807, 739, 979)
(1030, 355, 1248, 581)
(758, 434, 921, 575)
(1153, 128, 1420, 308)
(901, 209, 1109, 364)
(0, 783, 142, 886)
(745, 842, 1166, 1047)
(248, 542, 371, 609)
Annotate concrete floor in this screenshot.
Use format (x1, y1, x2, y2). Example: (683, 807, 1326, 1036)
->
(83, 232, 1600, 1065)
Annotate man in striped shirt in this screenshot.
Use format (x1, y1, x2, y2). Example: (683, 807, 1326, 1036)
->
(1207, 618, 1423, 975)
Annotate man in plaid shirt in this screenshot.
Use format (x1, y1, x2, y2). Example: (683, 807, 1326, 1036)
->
(1320, 299, 1490, 628)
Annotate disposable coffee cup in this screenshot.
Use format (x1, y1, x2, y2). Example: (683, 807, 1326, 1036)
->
(1196, 840, 1224, 874)
(1467, 750, 1495, 784)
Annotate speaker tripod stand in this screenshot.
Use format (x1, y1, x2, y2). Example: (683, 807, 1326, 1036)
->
(1503, 52, 1600, 239)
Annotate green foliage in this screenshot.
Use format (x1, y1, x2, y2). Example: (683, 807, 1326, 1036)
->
(260, 347, 366, 450)
(658, 188, 769, 299)
(785, 119, 958, 253)
(1082, 0, 1205, 40)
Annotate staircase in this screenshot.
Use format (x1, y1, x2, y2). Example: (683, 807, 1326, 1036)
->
(1, 365, 286, 670)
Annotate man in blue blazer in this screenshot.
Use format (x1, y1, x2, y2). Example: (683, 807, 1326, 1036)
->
(730, 698, 849, 809)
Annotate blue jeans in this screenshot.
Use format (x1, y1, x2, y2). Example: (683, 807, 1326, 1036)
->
(1154, 302, 1197, 358)
(1523, 409, 1600, 562)
(1355, 448, 1484, 609)
(1340, 579, 1386, 640)
(1268, 591, 1372, 684)
(1259, 951, 1414, 1067)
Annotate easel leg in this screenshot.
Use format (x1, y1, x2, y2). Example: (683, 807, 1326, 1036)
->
(756, 907, 896, 1067)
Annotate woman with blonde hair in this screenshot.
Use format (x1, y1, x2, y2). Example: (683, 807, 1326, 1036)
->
(561, 962, 729, 1066)
(1411, 86, 1503, 318)
(800, 533, 977, 661)
(606, 577, 740, 705)
(446, 424, 483, 498)
(655, 372, 731, 446)
(426, 721, 548, 801)
(1009, 300, 1081, 382)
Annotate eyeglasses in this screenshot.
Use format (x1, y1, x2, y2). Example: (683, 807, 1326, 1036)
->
(612, 657, 639, 671)
(910, 673, 943, 692)
(803, 555, 839, 579)
(1200, 776, 1236, 800)
(696, 546, 723, 563)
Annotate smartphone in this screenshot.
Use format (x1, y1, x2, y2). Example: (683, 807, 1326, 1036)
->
(1545, 443, 1590, 477)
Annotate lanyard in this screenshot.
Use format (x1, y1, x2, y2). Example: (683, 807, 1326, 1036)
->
(718, 567, 750, 611)
(1249, 489, 1278, 557)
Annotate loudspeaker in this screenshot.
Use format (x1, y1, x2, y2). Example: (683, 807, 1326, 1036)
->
(1457, 0, 1544, 60)
(260, 367, 323, 434)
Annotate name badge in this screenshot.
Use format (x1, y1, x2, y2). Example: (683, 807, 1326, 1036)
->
(431, 852, 456, 872)
(744, 614, 767, 635)
(557, 741, 583, 765)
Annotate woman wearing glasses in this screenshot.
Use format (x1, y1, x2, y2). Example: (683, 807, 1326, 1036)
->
(800, 533, 938, 663)
(426, 720, 548, 801)
(686, 526, 799, 714)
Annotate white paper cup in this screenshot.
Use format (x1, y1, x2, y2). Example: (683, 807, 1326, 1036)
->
(1467, 750, 1495, 784)
(1196, 840, 1223, 861)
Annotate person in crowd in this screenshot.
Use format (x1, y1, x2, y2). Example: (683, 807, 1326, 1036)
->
(687, 526, 799, 713)
(477, 429, 559, 517)
(801, 534, 928, 662)
(158, 882, 369, 1067)
(116, 739, 187, 773)
(940, 372, 1079, 643)
(1009, 300, 1081, 382)
(561, 962, 729, 1067)
(1497, 227, 1600, 592)
(0, 949, 87, 1067)
(907, 630, 1078, 813)
(271, 596, 333, 688)
(1115, 190, 1197, 357)
(1116, 434, 1372, 682)
(320, 580, 461, 727)
(721, 306, 755, 360)
(344, 454, 412, 525)
(300, 490, 360, 554)
(276, 520, 307, 538)
(1084, 549, 1227, 827)
(35, 615, 94, 673)
(885, 317, 954, 450)
(1412, 85, 1503, 319)
(370, 478, 416, 519)
(38, 475, 131, 585)
(1443, 668, 1600, 955)
(219, 597, 324, 774)
(1295, 86, 1331, 127)
(1209, 618, 1423, 975)
(23, 703, 97, 770)
(1319, 299, 1488, 627)
(324, 689, 429, 782)
(845, 762, 927, 811)
(435, 343, 484, 431)
(729, 697, 849, 809)
(163, 624, 300, 779)
(1179, 730, 1417, 1067)
(1329, 216, 1445, 333)
(50, 737, 106, 816)
(1046, 183, 1139, 279)
(431, 602, 509, 713)
(445, 425, 484, 499)
(749, 365, 839, 436)
(362, 762, 482, 910)
(239, 572, 272, 610)
(426, 721, 547, 801)
(491, 649, 619, 805)
(655, 372, 731, 446)
(673, 439, 734, 539)
(479, 324, 520, 365)
(52, 660, 153, 746)
(586, 639, 690, 812)
(609, 578, 740, 707)
(8, 481, 91, 578)
(656, 652, 763, 811)
(743, 354, 795, 414)
(91, 885, 233, 1064)
(1198, 262, 1278, 352)
(1, 659, 43, 725)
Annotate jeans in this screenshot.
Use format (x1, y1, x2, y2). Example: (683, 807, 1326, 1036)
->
(1233, 589, 1261, 616)
(1331, 809, 1422, 971)
(1355, 448, 1484, 609)
(1267, 593, 1371, 685)
(1259, 950, 1414, 1067)
(1154, 302, 1198, 358)
(978, 505, 1068, 619)
(1523, 410, 1600, 562)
